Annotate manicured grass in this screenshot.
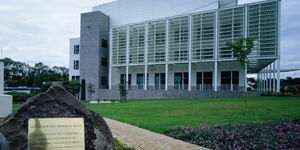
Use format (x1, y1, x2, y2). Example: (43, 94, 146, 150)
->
(12, 104, 21, 112)
(85, 96, 300, 133)
(12, 96, 300, 133)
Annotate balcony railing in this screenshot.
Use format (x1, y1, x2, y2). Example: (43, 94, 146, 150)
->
(218, 84, 244, 91)
(111, 84, 244, 91)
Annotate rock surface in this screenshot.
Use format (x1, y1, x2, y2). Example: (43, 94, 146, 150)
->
(0, 85, 115, 150)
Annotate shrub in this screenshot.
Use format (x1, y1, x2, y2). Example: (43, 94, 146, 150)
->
(114, 138, 135, 150)
(167, 120, 300, 150)
(261, 92, 295, 97)
(6, 92, 35, 103)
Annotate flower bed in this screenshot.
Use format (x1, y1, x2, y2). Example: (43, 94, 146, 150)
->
(167, 120, 300, 150)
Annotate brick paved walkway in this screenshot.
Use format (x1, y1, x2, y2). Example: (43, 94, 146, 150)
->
(104, 118, 209, 150)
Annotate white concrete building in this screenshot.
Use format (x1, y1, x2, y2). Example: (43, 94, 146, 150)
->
(70, 0, 281, 99)
(0, 61, 13, 118)
(69, 38, 80, 81)
(0, 61, 4, 94)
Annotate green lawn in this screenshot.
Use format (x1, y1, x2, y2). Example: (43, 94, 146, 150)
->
(13, 96, 300, 133)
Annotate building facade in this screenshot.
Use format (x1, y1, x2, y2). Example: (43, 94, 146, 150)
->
(69, 38, 80, 81)
(69, 0, 281, 100)
(0, 61, 4, 94)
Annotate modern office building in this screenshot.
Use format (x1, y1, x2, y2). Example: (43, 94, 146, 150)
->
(69, 0, 281, 100)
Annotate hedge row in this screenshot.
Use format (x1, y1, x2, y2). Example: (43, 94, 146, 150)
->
(5, 92, 35, 103)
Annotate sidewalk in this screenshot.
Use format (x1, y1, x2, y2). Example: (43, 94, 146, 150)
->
(104, 118, 209, 150)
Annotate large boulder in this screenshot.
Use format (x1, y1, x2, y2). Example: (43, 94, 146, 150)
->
(0, 85, 115, 150)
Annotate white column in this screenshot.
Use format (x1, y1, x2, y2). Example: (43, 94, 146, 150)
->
(230, 70, 233, 92)
(260, 72, 262, 92)
(262, 68, 266, 92)
(214, 11, 218, 92)
(188, 63, 191, 91)
(144, 23, 148, 90)
(188, 16, 192, 91)
(273, 62, 276, 92)
(126, 66, 129, 89)
(165, 64, 168, 90)
(276, 59, 280, 92)
(245, 66, 247, 92)
(266, 66, 270, 92)
(256, 72, 258, 92)
(109, 29, 113, 90)
(269, 65, 272, 92)
(244, 6, 248, 92)
(267, 65, 270, 92)
(144, 65, 147, 90)
(0, 61, 3, 94)
(214, 61, 218, 91)
(266, 68, 268, 92)
(258, 72, 261, 92)
(276, 1, 281, 93)
(262, 70, 264, 92)
(126, 26, 130, 89)
(165, 19, 169, 91)
(260, 70, 262, 92)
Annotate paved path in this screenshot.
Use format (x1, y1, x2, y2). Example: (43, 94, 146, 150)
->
(104, 118, 208, 150)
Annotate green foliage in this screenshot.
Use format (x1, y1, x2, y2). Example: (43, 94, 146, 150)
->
(168, 120, 300, 149)
(0, 57, 68, 88)
(85, 96, 300, 133)
(6, 92, 35, 103)
(118, 83, 127, 102)
(261, 92, 296, 97)
(114, 139, 135, 150)
(87, 83, 95, 100)
(63, 80, 80, 95)
(40, 82, 52, 92)
(281, 77, 300, 93)
(226, 37, 254, 68)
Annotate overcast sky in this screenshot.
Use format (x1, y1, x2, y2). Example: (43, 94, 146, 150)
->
(0, 0, 299, 78)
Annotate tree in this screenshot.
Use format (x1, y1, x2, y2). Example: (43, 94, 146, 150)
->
(118, 83, 127, 102)
(0, 58, 69, 88)
(87, 83, 95, 101)
(63, 80, 80, 96)
(227, 37, 254, 91)
(227, 38, 254, 106)
(1, 57, 30, 81)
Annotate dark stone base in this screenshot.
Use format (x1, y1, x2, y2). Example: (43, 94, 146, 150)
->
(0, 85, 115, 150)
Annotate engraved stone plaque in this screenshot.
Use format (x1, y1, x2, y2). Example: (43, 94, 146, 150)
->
(28, 118, 85, 150)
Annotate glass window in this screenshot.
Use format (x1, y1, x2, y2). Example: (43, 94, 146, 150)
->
(101, 39, 108, 48)
(203, 72, 213, 84)
(155, 73, 165, 90)
(221, 71, 231, 84)
(196, 72, 203, 85)
(74, 45, 80, 54)
(136, 74, 144, 85)
(232, 71, 239, 84)
(101, 58, 108, 66)
(101, 76, 107, 85)
(73, 60, 79, 70)
(174, 72, 188, 90)
(120, 74, 131, 85)
(221, 71, 239, 85)
(72, 76, 80, 81)
(196, 72, 213, 90)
